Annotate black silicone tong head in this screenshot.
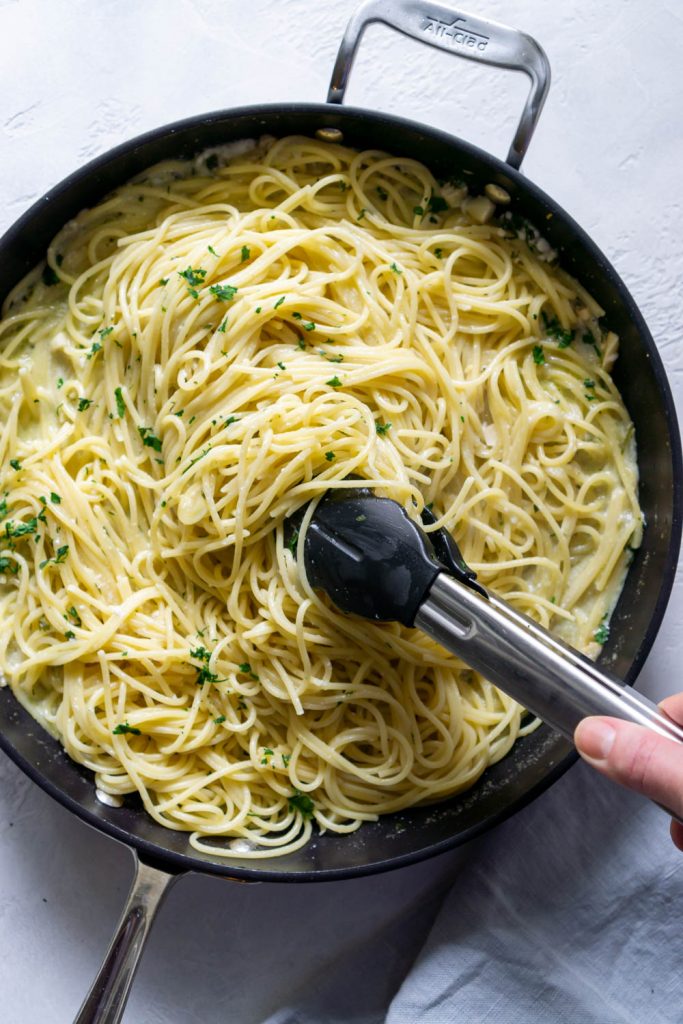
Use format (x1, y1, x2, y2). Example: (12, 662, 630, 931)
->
(285, 488, 484, 627)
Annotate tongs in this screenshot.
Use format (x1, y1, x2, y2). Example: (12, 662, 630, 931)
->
(288, 488, 683, 747)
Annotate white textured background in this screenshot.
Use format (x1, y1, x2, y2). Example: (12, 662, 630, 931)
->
(1, 2, 683, 1022)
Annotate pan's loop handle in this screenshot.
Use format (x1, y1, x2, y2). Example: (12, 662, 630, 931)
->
(74, 855, 177, 1024)
(327, 0, 551, 169)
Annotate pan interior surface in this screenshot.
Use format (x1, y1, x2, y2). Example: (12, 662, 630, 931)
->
(0, 104, 679, 881)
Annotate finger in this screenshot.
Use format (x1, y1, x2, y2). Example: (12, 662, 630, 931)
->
(574, 716, 683, 820)
(659, 693, 683, 726)
(670, 819, 683, 852)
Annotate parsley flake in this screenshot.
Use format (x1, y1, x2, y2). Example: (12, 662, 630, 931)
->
(274, 296, 286, 309)
(210, 283, 238, 302)
(532, 345, 545, 365)
(114, 387, 125, 418)
(241, 245, 250, 262)
(138, 426, 162, 452)
(594, 619, 610, 645)
(427, 193, 448, 213)
(325, 451, 336, 462)
(288, 789, 315, 818)
(9, 459, 21, 471)
(238, 661, 259, 680)
(77, 397, 93, 412)
(375, 421, 392, 435)
(39, 544, 69, 570)
(542, 311, 574, 348)
(179, 266, 207, 289)
(390, 263, 402, 274)
(326, 376, 342, 388)
(113, 723, 141, 736)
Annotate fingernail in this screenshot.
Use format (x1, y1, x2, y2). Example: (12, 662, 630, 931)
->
(575, 718, 616, 764)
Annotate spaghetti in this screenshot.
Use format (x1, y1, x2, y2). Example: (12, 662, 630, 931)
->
(0, 135, 641, 856)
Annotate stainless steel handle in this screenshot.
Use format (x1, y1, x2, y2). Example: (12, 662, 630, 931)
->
(328, 0, 551, 169)
(74, 855, 176, 1024)
(416, 573, 683, 744)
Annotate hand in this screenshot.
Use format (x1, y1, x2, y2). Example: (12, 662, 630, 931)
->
(574, 693, 683, 850)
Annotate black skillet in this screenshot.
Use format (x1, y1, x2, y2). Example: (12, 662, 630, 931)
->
(0, 2, 680, 1020)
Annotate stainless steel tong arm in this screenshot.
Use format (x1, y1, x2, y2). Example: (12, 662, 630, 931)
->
(415, 573, 683, 744)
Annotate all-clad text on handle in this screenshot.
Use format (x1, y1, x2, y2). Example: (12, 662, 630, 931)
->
(328, 0, 550, 169)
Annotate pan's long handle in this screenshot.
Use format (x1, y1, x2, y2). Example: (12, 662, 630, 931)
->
(74, 855, 177, 1024)
(327, 0, 550, 168)
(415, 573, 683, 745)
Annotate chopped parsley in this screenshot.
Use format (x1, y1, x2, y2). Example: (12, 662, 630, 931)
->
(542, 311, 574, 348)
(0, 556, 17, 575)
(218, 318, 228, 333)
(325, 451, 336, 462)
(64, 630, 75, 639)
(77, 397, 93, 412)
(183, 445, 212, 473)
(196, 666, 221, 686)
(274, 296, 286, 309)
(413, 205, 424, 217)
(326, 376, 342, 388)
(594, 618, 610, 645)
(159, 277, 169, 286)
(190, 646, 211, 663)
(357, 208, 367, 221)
(114, 387, 125, 418)
(287, 527, 299, 554)
(582, 330, 602, 357)
(57, 377, 64, 389)
(303, 322, 316, 332)
(9, 459, 21, 471)
(67, 606, 82, 627)
(277, 361, 286, 371)
(532, 345, 545, 365)
(0, 499, 7, 517)
(288, 789, 315, 818)
(434, 247, 443, 258)
(282, 753, 291, 767)
(179, 266, 207, 289)
(238, 661, 259, 680)
(321, 351, 343, 363)
(98, 326, 114, 339)
(375, 421, 392, 435)
(260, 747, 274, 765)
(5, 517, 38, 539)
(208, 245, 219, 257)
(210, 283, 238, 302)
(214, 715, 226, 725)
(87, 341, 102, 359)
(39, 544, 69, 570)
(112, 723, 141, 736)
(42, 265, 59, 286)
(240, 245, 250, 262)
(390, 263, 402, 274)
(427, 193, 448, 213)
(138, 426, 162, 452)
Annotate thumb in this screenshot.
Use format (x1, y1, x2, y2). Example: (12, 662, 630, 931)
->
(574, 716, 683, 822)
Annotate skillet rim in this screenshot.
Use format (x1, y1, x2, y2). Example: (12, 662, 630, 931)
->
(0, 100, 680, 881)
